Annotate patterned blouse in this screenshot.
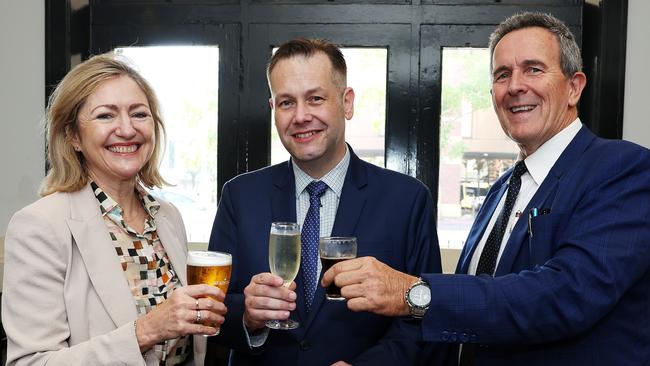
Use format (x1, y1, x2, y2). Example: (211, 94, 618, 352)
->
(91, 181, 191, 365)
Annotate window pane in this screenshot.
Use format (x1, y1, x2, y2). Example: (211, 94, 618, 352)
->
(115, 46, 219, 243)
(437, 48, 519, 249)
(270, 48, 387, 167)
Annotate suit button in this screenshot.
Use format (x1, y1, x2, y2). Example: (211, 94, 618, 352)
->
(441, 331, 449, 341)
(460, 333, 469, 343)
(299, 340, 311, 351)
(450, 332, 458, 342)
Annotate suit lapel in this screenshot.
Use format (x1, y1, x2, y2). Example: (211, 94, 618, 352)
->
(330, 151, 367, 238)
(271, 160, 297, 223)
(66, 184, 137, 328)
(495, 126, 596, 275)
(269, 162, 305, 327)
(155, 205, 210, 360)
(495, 179, 558, 275)
(155, 207, 188, 286)
(457, 180, 507, 274)
(302, 149, 368, 333)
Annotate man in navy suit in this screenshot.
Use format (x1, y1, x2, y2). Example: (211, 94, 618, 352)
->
(208, 39, 445, 365)
(323, 12, 650, 365)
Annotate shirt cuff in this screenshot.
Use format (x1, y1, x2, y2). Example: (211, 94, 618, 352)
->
(242, 317, 269, 348)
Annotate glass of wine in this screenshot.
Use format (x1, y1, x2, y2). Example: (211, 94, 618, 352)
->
(266, 222, 301, 330)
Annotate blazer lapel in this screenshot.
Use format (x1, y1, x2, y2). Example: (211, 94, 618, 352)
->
(302, 149, 368, 333)
(66, 184, 137, 328)
(330, 150, 367, 237)
(495, 126, 596, 275)
(270, 162, 305, 328)
(155, 207, 188, 286)
(495, 179, 559, 275)
(271, 161, 297, 223)
(457, 180, 507, 274)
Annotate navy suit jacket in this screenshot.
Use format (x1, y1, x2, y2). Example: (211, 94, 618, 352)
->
(420, 126, 650, 365)
(208, 148, 443, 366)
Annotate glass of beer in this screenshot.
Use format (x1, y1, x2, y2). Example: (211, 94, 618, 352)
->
(266, 222, 301, 330)
(187, 250, 232, 336)
(319, 237, 357, 300)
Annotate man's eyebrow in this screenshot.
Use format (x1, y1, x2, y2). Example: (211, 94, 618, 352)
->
(305, 86, 327, 95)
(520, 59, 548, 69)
(273, 86, 327, 100)
(273, 92, 294, 100)
(492, 59, 549, 78)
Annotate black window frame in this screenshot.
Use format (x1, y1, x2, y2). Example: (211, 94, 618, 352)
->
(45, 0, 625, 204)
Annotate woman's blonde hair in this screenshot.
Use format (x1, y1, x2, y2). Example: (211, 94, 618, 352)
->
(41, 53, 168, 196)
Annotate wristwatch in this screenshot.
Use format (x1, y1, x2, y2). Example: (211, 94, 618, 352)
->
(405, 278, 431, 319)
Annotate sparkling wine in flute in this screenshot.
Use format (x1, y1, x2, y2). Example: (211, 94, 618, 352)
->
(269, 232, 301, 285)
(266, 222, 301, 330)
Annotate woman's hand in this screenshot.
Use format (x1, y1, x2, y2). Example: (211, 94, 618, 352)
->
(135, 284, 227, 352)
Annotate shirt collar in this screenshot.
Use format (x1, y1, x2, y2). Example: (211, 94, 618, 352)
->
(293, 145, 350, 198)
(90, 180, 161, 218)
(523, 118, 582, 185)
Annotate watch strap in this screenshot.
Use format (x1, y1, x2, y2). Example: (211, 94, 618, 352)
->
(405, 278, 430, 319)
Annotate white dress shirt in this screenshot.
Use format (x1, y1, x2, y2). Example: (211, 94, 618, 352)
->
(293, 146, 350, 279)
(245, 146, 350, 347)
(467, 119, 582, 275)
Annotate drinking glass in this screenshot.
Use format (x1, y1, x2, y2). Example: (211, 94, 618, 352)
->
(266, 222, 301, 330)
(187, 250, 232, 336)
(319, 237, 357, 300)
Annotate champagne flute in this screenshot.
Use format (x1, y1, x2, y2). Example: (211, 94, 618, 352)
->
(266, 222, 301, 330)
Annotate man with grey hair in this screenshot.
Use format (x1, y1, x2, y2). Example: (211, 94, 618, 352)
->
(323, 12, 650, 365)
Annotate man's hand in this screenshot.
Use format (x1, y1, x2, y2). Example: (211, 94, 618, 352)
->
(331, 361, 352, 366)
(243, 272, 297, 331)
(321, 257, 418, 317)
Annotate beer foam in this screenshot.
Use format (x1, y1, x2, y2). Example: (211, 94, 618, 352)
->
(187, 251, 231, 266)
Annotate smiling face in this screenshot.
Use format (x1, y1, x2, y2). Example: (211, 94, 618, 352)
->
(268, 52, 354, 178)
(491, 27, 586, 156)
(71, 75, 155, 185)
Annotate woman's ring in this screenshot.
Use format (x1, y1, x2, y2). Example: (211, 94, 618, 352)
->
(195, 299, 199, 310)
(196, 310, 202, 324)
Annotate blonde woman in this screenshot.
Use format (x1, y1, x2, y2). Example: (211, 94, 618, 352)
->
(1, 54, 225, 366)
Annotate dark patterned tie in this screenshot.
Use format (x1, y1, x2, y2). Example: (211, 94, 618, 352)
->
(475, 160, 528, 276)
(460, 160, 527, 366)
(301, 180, 328, 311)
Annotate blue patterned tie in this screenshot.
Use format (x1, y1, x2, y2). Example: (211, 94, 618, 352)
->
(301, 180, 328, 311)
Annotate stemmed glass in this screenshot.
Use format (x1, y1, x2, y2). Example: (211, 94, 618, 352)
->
(266, 222, 301, 330)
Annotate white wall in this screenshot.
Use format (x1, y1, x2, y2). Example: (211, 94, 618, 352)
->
(0, 1, 45, 236)
(623, 0, 650, 148)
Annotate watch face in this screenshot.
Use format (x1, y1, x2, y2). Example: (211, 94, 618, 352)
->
(410, 284, 431, 307)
